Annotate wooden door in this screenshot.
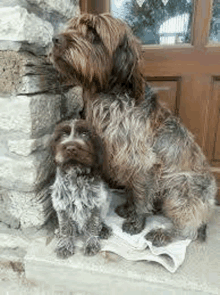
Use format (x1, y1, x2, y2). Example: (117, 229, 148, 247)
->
(81, 0, 220, 202)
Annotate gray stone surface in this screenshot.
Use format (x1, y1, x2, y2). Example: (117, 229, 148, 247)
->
(0, 51, 59, 95)
(0, 0, 28, 8)
(0, 6, 53, 46)
(0, 51, 24, 94)
(0, 191, 20, 229)
(0, 0, 80, 231)
(0, 151, 52, 191)
(24, 207, 220, 295)
(0, 40, 22, 51)
(8, 134, 51, 157)
(0, 186, 52, 228)
(29, 93, 61, 137)
(27, 0, 80, 19)
(0, 94, 60, 137)
(1, 208, 219, 294)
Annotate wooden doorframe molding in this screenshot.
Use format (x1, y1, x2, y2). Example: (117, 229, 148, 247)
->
(80, 0, 110, 14)
(192, 0, 213, 48)
(80, 0, 87, 13)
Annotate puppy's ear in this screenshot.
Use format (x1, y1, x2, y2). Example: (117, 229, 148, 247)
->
(49, 123, 63, 157)
(49, 133, 57, 158)
(92, 133, 104, 171)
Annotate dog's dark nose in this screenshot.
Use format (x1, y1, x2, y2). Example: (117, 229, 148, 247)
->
(66, 145, 77, 154)
(52, 35, 61, 44)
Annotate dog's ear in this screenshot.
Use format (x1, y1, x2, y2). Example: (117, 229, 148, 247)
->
(49, 132, 57, 158)
(91, 133, 104, 171)
(111, 33, 139, 85)
(49, 122, 66, 157)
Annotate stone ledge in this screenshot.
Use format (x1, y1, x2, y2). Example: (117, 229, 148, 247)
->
(1, 208, 219, 294)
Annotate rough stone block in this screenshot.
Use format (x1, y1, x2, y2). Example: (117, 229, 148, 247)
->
(0, 192, 20, 229)
(0, 51, 23, 94)
(27, 0, 80, 19)
(29, 93, 61, 137)
(0, 51, 59, 95)
(0, 186, 53, 228)
(0, 94, 60, 137)
(0, 0, 27, 8)
(8, 134, 51, 157)
(0, 6, 53, 46)
(0, 151, 51, 192)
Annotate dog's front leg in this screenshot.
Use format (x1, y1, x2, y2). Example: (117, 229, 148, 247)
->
(84, 207, 102, 256)
(122, 204, 146, 235)
(122, 168, 159, 235)
(115, 190, 135, 219)
(55, 210, 77, 259)
(122, 184, 148, 235)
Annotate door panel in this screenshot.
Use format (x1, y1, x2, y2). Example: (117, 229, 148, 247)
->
(214, 117, 220, 160)
(147, 80, 180, 114)
(209, 81, 220, 161)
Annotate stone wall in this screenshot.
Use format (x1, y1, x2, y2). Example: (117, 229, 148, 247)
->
(0, 0, 82, 229)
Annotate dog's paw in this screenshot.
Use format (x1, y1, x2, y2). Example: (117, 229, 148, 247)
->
(122, 216, 146, 235)
(99, 223, 112, 239)
(55, 237, 75, 259)
(115, 203, 133, 219)
(56, 246, 75, 259)
(84, 237, 101, 256)
(145, 229, 172, 247)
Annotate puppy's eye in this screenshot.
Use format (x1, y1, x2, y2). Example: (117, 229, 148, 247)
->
(81, 132, 88, 137)
(61, 126, 71, 136)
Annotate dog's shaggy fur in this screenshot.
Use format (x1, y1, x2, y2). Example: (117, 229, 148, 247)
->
(50, 13, 217, 246)
(51, 119, 112, 258)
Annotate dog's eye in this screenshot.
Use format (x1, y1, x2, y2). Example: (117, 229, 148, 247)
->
(81, 132, 88, 137)
(61, 126, 71, 136)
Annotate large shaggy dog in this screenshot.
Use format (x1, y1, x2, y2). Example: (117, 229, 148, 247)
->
(50, 13, 217, 246)
(51, 119, 112, 258)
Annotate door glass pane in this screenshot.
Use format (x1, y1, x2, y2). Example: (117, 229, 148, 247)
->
(210, 0, 220, 43)
(111, 0, 194, 45)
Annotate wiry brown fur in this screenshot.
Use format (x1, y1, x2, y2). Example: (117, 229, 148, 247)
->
(51, 13, 217, 246)
(50, 119, 112, 258)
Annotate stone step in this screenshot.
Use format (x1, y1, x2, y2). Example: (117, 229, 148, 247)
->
(1, 208, 220, 294)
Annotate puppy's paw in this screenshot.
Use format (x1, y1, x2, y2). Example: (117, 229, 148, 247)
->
(55, 237, 75, 259)
(145, 229, 172, 247)
(84, 237, 101, 256)
(99, 223, 112, 239)
(115, 203, 133, 219)
(122, 215, 146, 235)
(56, 246, 75, 259)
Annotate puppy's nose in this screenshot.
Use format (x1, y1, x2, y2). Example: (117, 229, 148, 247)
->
(66, 145, 77, 154)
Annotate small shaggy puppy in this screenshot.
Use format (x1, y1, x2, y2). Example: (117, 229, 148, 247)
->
(51, 119, 112, 258)
(50, 13, 217, 246)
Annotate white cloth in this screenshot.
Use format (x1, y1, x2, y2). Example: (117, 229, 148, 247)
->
(74, 194, 191, 273)
(101, 210, 191, 273)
